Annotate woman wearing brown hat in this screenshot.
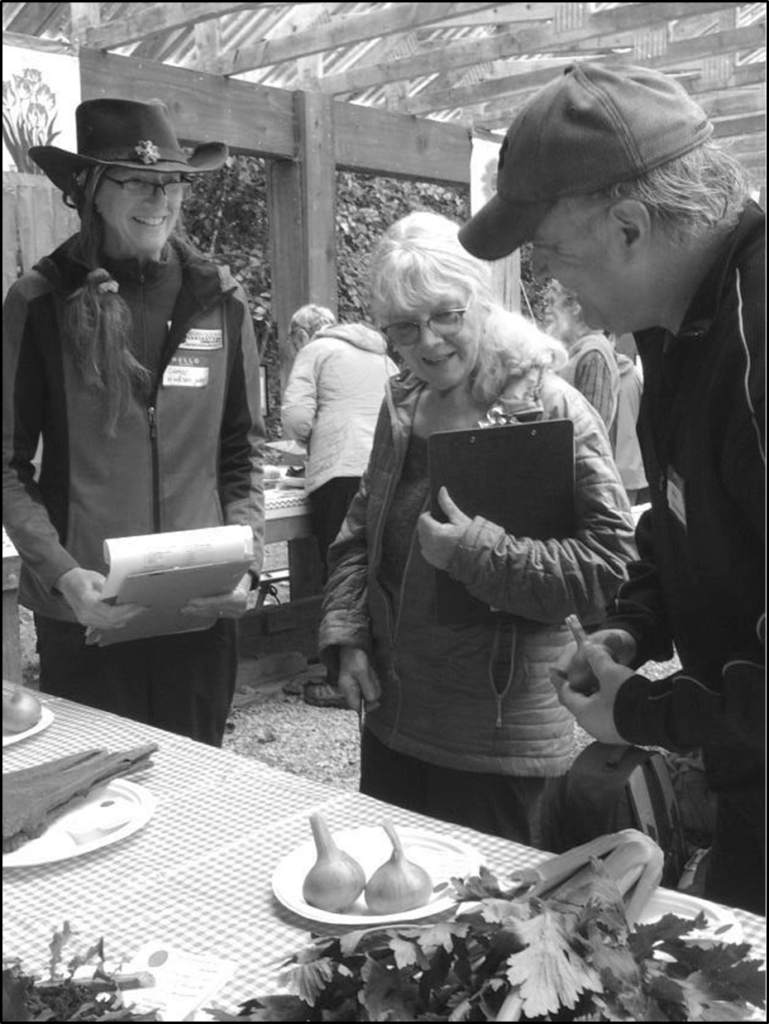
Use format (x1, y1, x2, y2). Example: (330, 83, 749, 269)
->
(2, 98, 265, 745)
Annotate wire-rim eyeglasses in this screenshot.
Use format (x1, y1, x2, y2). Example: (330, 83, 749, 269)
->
(380, 308, 468, 347)
(102, 175, 192, 198)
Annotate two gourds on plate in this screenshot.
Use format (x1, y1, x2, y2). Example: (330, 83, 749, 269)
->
(303, 813, 433, 914)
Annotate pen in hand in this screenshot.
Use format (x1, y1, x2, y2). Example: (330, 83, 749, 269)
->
(564, 614, 600, 694)
(565, 613, 589, 650)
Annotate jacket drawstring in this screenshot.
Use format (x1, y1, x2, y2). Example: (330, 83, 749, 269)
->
(489, 615, 518, 727)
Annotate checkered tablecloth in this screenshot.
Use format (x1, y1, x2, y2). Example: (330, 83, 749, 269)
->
(3, 687, 765, 1017)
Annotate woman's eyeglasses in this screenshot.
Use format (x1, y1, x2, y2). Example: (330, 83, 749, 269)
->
(103, 175, 192, 198)
(381, 309, 467, 347)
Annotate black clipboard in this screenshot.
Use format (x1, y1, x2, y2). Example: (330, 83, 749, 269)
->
(428, 419, 575, 625)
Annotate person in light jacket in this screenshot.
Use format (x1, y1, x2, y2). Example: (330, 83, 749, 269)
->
(282, 309, 397, 577)
(544, 279, 620, 432)
(318, 211, 636, 846)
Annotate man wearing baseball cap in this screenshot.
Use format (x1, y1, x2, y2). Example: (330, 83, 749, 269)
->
(461, 63, 764, 914)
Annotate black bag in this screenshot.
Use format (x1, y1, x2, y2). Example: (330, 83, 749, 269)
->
(552, 742, 688, 888)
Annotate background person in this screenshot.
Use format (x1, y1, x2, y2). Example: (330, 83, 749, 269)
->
(2, 98, 265, 746)
(544, 281, 648, 505)
(285, 303, 337, 373)
(282, 303, 397, 708)
(610, 342, 648, 506)
(459, 62, 764, 912)
(543, 279, 620, 432)
(318, 211, 635, 846)
(282, 304, 397, 582)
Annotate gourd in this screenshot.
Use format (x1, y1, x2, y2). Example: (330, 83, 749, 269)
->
(2, 686, 42, 734)
(302, 812, 365, 913)
(365, 821, 433, 914)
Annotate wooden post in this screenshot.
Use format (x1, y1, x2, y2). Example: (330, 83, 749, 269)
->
(267, 158, 305, 392)
(263, 90, 337, 651)
(268, 89, 337, 391)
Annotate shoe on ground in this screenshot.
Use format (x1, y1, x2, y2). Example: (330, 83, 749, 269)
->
(303, 682, 348, 709)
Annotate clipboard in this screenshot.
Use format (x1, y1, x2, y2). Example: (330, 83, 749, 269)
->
(428, 419, 575, 625)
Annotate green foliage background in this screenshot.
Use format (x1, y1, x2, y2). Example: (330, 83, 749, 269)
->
(183, 155, 547, 441)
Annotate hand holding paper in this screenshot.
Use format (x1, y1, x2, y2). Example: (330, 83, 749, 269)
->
(180, 570, 253, 618)
(57, 567, 145, 629)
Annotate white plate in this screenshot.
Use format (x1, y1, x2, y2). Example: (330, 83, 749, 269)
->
(639, 888, 743, 944)
(272, 825, 482, 926)
(3, 779, 156, 867)
(2, 705, 54, 747)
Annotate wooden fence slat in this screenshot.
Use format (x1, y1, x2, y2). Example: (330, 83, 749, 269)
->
(2, 175, 21, 298)
(2, 172, 79, 299)
(51, 188, 79, 251)
(17, 174, 56, 272)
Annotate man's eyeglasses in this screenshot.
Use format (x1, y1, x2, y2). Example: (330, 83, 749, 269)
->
(103, 175, 192, 198)
(381, 309, 467, 347)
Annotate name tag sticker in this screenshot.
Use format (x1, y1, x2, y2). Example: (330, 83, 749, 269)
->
(666, 466, 687, 530)
(162, 366, 210, 388)
(179, 329, 223, 350)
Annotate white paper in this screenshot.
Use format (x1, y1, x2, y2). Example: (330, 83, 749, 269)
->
(120, 941, 237, 1023)
(101, 525, 253, 601)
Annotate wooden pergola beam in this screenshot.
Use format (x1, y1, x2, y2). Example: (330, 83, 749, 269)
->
(471, 81, 766, 132)
(698, 88, 766, 118)
(403, 22, 764, 115)
(426, 3, 557, 30)
(331, 0, 748, 99)
(312, 30, 559, 97)
(711, 112, 766, 138)
(439, 61, 767, 128)
(687, 62, 766, 93)
(727, 132, 766, 156)
(78, 49, 472, 185)
(81, 3, 270, 51)
(205, 2, 506, 76)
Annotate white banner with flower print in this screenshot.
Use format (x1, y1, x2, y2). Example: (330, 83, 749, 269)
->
(469, 130, 521, 312)
(470, 132, 502, 216)
(2, 43, 79, 173)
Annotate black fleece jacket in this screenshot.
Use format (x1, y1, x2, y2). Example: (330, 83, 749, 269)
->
(608, 202, 765, 791)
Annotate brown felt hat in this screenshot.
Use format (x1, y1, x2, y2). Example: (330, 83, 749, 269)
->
(459, 62, 713, 261)
(29, 98, 228, 193)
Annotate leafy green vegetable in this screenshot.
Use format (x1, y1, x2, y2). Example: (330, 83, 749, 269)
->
(209, 861, 765, 1022)
(2, 923, 159, 1022)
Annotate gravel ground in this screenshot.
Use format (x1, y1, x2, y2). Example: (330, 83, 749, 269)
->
(16, 604, 680, 795)
(223, 693, 362, 791)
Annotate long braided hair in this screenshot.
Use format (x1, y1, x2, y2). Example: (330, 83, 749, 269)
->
(61, 166, 153, 435)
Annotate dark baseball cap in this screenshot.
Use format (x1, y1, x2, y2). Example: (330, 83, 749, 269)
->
(459, 62, 713, 261)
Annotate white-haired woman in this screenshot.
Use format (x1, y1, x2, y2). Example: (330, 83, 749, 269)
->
(318, 211, 635, 845)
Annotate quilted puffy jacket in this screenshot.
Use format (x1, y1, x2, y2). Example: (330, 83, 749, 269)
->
(281, 324, 398, 494)
(319, 369, 636, 776)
